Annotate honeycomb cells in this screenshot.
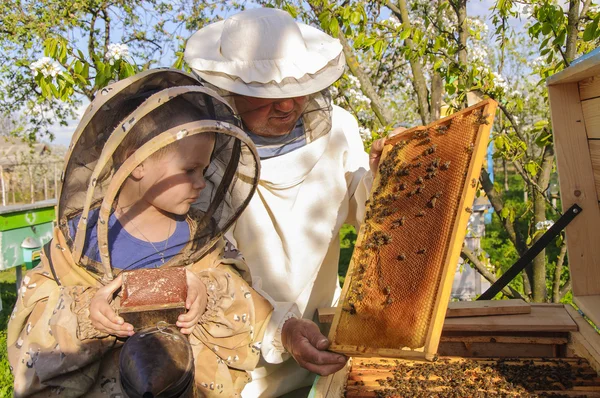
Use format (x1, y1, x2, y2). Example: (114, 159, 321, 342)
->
(333, 106, 492, 351)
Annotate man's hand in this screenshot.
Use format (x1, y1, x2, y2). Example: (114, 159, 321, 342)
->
(281, 318, 347, 376)
(369, 127, 408, 173)
(89, 274, 134, 338)
(369, 138, 385, 174)
(177, 269, 208, 334)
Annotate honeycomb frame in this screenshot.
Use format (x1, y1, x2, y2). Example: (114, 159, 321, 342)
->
(328, 99, 498, 361)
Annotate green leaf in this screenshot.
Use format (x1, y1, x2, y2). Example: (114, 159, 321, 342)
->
(374, 40, 384, 58)
(541, 22, 552, 35)
(350, 11, 361, 25)
(50, 82, 60, 98)
(583, 18, 599, 42)
(74, 60, 83, 75)
(74, 73, 87, 86)
(329, 18, 340, 37)
(399, 28, 411, 40)
(81, 63, 89, 79)
(525, 161, 538, 177)
(284, 4, 298, 18)
(343, 7, 351, 21)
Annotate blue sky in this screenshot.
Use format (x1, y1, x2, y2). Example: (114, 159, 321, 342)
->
(49, 0, 524, 146)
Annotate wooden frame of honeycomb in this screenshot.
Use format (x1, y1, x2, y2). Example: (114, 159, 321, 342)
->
(328, 99, 498, 361)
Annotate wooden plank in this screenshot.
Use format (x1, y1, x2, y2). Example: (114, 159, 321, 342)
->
(549, 83, 600, 296)
(580, 75, 600, 101)
(443, 305, 577, 333)
(318, 307, 336, 325)
(446, 299, 530, 318)
(570, 298, 600, 349)
(322, 300, 532, 323)
(439, 335, 568, 344)
(590, 140, 600, 199)
(424, 100, 497, 360)
(575, 295, 600, 330)
(310, 359, 351, 398)
(583, 97, 600, 139)
(438, 341, 557, 358)
(548, 49, 600, 86)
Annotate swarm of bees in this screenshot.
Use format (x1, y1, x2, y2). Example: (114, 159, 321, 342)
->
(345, 357, 598, 398)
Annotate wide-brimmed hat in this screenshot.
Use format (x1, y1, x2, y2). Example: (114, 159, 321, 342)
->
(184, 8, 345, 98)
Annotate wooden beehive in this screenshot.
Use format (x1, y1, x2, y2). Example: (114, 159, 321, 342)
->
(547, 48, 600, 330)
(313, 51, 600, 398)
(328, 100, 497, 361)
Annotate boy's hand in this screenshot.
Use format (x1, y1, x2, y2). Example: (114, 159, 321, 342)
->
(177, 269, 208, 334)
(89, 274, 134, 337)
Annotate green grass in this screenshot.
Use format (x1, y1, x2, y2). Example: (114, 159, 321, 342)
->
(0, 267, 18, 397)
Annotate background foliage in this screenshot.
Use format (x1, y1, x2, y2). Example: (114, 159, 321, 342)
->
(2, 0, 600, 395)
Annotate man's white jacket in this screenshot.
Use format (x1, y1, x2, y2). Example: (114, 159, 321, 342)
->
(227, 105, 372, 397)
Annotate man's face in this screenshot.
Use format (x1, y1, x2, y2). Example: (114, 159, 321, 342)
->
(234, 95, 309, 137)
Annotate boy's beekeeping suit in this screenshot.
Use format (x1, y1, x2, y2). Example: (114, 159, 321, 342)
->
(8, 69, 272, 397)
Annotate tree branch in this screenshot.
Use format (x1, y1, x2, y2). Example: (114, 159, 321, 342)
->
(461, 247, 526, 301)
(512, 157, 561, 214)
(89, 11, 98, 60)
(385, 0, 431, 124)
(479, 168, 527, 255)
(102, 8, 110, 53)
(337, 33, 394, 126)
(559, 279, 572, 300)
(580, 0, 593, 20)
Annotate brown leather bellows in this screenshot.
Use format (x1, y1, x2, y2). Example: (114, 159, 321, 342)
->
(119, 324, 195, 398)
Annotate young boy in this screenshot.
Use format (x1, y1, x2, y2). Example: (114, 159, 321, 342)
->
(7, 69, 272, 397)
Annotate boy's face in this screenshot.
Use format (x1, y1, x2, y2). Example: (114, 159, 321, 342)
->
(139, 134, 216, 215)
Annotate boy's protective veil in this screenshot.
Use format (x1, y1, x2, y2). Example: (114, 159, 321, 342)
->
(57, 69, 260, 281)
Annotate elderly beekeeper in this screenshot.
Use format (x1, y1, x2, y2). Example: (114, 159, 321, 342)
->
(185, 7, 384, 397)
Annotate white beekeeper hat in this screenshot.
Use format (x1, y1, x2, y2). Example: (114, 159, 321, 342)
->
(184, 7, 346, 98)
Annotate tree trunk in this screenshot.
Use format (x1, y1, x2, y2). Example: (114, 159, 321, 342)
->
(54, 162, 58, 199)
(503, 159, 509, 192)
(388, 0, 431, 124)
(531, 146, 554, 302)
(28, 165, 34, 204)
(430, 72, 443, 121)
(0, 165, 5, 206)
(552, 242, 568, 303)
(565, 0, 580, 64)
(44, 175, 48, 200)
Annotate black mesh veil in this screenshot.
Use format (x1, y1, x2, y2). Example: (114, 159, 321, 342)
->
(57, 69, 259, 281)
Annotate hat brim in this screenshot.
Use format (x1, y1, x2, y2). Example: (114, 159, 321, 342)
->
(193, 53, 345, 98)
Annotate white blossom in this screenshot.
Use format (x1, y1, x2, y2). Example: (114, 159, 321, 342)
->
(358, 126, 372, 142)
(491, 72, 509, 93)
(513, 3, 534, 18)
(535, 220, 554, 231)
(30, 57, 61, 78)
(346, 74, 361, 88)
(105, 43, 130, 65)
(329, 85, 339, 97)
